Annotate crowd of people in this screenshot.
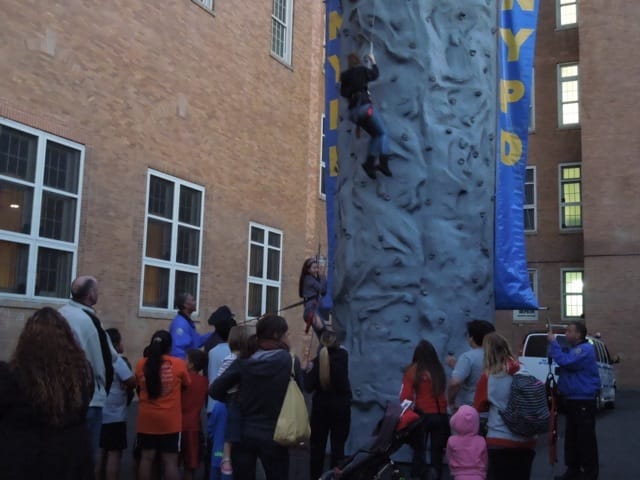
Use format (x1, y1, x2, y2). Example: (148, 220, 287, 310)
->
(0, 267, 601, 480)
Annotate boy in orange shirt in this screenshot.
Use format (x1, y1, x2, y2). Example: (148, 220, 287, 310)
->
(181, 349, 209, 480)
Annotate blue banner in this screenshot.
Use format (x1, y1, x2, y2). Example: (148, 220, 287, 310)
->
(494, 0, 540, 310)
(321, 0, 342, 309)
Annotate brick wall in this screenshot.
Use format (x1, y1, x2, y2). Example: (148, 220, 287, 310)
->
(0, 0, 327, 362)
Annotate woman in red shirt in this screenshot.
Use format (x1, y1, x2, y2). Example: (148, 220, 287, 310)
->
(400, 340, 450, 480)
(135, 330, 190, 480)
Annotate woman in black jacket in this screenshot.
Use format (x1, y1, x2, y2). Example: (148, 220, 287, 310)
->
(305, 330, 352, 480)
(209, 314, 303, 480)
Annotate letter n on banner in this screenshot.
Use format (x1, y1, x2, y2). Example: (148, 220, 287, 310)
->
(494, 0, 540, 310)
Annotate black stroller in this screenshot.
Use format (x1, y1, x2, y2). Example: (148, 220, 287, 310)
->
(319, 401, 424, 480)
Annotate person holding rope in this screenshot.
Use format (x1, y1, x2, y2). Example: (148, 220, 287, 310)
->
(340, 52, 392, 179)
(304, 329, 352, 480)
(299, 257, 327, 336)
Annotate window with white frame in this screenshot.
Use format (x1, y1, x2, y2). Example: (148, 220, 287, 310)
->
(558, 63, 580, 127)
(141, 170, 204, 310)
(562, 269, 583, 318)
(524, 166, 536, 232)
(513, 269, 538, 321)
(557, 0, 577, 28)
(246, 223, 282, 318)
(529, 67, 536, 133)
(559, 163, 582, 229)
(271, 0, 294, 64)
(320, 114, 326, 199)
(0, 119, 83, 299)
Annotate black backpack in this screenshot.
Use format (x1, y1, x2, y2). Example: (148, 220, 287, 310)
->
(500, 372, 551, 437)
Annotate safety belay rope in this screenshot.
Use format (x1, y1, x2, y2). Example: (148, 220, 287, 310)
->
(545, 357, 559, 467)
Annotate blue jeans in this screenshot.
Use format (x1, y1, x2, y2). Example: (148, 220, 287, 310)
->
(349, 103, 389, 159)
(86, 406, 103, 462)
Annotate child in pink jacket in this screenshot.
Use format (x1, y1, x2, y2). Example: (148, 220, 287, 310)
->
(446, 405, 488, 480)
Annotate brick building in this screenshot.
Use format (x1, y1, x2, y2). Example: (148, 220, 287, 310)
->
(496, 0, 640, 388)
(0, 0, 327, 361)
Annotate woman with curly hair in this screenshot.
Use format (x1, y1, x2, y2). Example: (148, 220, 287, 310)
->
(0, 307, 95, 479)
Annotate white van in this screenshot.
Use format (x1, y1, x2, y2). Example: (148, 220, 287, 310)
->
(518, 331, 618, 409)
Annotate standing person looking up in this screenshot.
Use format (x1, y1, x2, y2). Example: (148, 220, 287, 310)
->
(135, 330, 190, 480)
(59, 275, 116, 469)
(169, 292, 212, 360)
(448, 320, 496, 412)
(299, 257, 327, 336)
(304, 330, 352, 480)
(340, 52, 392, 179)
(209, 314, 303, 480)
(548, 322, 600, 480)
(0, 307, 95, 479)
(474, 333, 536, 480)
(100, 328, 136, 480)
(400, 340, 450, 480)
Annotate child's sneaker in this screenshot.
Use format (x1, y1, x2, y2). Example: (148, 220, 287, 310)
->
(221, 458, 233, 476)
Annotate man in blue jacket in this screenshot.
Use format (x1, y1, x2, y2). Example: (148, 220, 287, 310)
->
(548, 321, 601, 480)
(169, 292, 212, 359)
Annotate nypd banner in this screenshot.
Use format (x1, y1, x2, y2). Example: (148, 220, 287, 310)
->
(494, 0, 540, 309)
(321, 0, 342, 309)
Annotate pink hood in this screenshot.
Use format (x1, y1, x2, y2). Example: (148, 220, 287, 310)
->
(450, 405, 480, 436)
(447, 405, 488, 478)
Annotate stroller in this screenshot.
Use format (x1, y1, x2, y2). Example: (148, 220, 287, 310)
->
(320, 401, 424, 480)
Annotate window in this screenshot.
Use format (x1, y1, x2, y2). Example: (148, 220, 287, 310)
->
(192, 0, 213, 11)
(513, 269, 538, 322)
(0, 119, 83, 299)
(246, 223, 282, 319)
(559, 164, 582, 229)
(271, 0, 294, 64)
(558, 63, 580, 127)
(562, 269, 583, 318)
(320, 114, 326, 199)
(141, 170, 204, 311)
(557, 0, 577, 28)
(529, 67, 535, 133)
(524, 166, 536, 232)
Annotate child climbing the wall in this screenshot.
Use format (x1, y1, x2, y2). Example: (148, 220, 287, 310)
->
(340, 52, 392, 179)
(299, 257, 327, 337)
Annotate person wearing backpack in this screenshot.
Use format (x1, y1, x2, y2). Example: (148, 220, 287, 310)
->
(474, 333, 536, 480)
(548, 321, 600, 480)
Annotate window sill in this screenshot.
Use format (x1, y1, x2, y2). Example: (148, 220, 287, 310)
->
(191, 0, 215, 17)
(557, 124, 581, 131)
(559, 228, 583, 234)
(0, 295, 67, 310)
(138, 308, 205, 322)
(555, 25, 578, 32)
(270, 52, 294, 71)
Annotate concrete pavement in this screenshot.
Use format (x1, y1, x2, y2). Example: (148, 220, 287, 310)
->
(120, 390, 640, 479)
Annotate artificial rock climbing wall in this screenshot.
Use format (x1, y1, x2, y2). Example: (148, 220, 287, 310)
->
(332, 0, 497, 447)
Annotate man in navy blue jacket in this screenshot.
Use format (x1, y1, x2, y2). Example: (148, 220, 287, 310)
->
(548, 321, 601, 480)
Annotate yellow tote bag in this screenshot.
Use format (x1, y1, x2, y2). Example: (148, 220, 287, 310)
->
(273, 353, 311, 446)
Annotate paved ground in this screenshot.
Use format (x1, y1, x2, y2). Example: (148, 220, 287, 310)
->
(121, 390, 640, 479)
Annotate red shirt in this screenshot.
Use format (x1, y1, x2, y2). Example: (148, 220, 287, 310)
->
(135, 355, 190, 434)
(400, 364, 447, 414)
(181, 371, 209, 431)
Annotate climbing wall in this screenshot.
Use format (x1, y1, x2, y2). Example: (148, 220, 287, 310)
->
(332, 0, 497, 448)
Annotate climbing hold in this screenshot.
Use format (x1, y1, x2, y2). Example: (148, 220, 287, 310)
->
(473, 150, 480, 158)
(459, 139, 468, 149)
(401, 133, 409, 141)
(429, 75, 436, 82)
(425, 199, 431, 206)
(446, 128, 452, 134)
(449, 98, 457, 105)
(458, 12, 466, 20)
(409, 41, 417, 49)
(457, 158, 465, 165)
(477, 180, 484, 187)
(425, 145, 433, 152)
(475, 90, 482, 97)
(469, 49, 477, 56)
